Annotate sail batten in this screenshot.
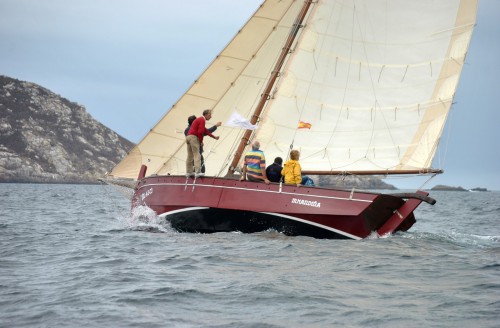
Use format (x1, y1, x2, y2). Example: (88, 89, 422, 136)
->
(107, 0, 477, 180)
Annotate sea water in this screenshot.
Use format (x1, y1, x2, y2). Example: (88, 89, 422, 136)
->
(1, 183, 498, 327)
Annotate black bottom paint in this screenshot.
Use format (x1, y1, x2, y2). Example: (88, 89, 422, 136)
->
(164, 208, 352, 240)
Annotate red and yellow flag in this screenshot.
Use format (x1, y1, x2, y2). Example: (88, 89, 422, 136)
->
(298, 121, 312, 129)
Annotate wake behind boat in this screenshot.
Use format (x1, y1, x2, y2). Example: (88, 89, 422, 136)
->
(104, 0, 477, 239)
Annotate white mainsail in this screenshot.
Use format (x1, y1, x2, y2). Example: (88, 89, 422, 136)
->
(108, 0, 477, 180)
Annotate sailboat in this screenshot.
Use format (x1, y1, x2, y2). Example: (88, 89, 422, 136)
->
(105, 0, 477, 239)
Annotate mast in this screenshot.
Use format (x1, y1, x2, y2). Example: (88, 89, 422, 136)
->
(228, 0, 314, 175)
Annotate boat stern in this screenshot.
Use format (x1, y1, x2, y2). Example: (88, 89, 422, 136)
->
(375, 191, 434, 237)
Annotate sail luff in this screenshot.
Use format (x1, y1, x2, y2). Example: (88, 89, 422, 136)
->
(228, 0, 314, 174)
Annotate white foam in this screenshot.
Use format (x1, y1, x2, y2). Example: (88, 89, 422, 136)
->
(118, 205, 173, 233)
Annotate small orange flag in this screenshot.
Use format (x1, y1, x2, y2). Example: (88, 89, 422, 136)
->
(298, 121, 312, 129)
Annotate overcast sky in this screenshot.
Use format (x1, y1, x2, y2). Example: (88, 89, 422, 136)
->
(1, 0, 499, 190)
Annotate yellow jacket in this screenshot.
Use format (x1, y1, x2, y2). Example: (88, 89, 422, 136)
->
(281, 159, 302, 185)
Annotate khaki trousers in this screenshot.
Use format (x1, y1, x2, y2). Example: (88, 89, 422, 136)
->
(186, 135, 201, 174)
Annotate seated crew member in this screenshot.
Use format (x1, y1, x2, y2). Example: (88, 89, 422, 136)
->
(266, 157, 283, 183)
(239, 140, 270, 185)
(281, 149, 302, 187)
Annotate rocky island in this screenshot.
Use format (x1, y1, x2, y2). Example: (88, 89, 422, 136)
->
(469, 187, 489, 192)
(431, 185, 489, 192)
(0, 76, 134, 183)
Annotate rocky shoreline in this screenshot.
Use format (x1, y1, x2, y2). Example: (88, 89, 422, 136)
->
(0, 76, 134, 184)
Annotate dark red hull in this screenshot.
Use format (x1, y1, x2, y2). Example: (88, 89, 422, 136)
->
(132, 175, 432, 240)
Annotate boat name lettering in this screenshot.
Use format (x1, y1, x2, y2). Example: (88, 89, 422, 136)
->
(291, 198, 321, 208)
(141, 188, 153, 201)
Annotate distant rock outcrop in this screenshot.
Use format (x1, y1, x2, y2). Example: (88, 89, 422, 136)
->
(431, 185, 468, 191)
(313, 174, 397, 190)
(0, 75, 134, 183)
(470, 187, 489, 192)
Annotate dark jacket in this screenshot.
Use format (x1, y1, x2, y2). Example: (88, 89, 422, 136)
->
(266, 163, 283, 183)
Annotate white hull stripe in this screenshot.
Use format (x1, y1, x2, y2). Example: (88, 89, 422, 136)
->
(139, 181, 373, 204)
(157, 207, 209, 218)
(261, 211, 361, 240)
(157, 207, 361, 240)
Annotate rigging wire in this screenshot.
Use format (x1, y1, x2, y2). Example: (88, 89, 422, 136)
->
(438, 102, 455, 171)
(213, 47, 278, 177)
(99, 182, 132, 219)
(326, 2, 356, 149)
(353, 3, 401, 161)
(245, 1, 317, 165)
(282, 0, 334, 164)
(418, 173, 438, 190)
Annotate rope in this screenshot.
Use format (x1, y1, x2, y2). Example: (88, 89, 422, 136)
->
(99, 181, 132, 218)
(417, 173, 438, 191)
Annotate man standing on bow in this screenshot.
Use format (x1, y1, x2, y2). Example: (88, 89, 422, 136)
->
(184, 114, 221, 173)
(186, 109, 219, 177)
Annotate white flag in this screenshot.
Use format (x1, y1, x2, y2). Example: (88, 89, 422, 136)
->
(225, 111, 258, 130)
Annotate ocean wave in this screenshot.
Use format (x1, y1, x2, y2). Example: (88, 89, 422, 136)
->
(401, 230, 499, 249)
